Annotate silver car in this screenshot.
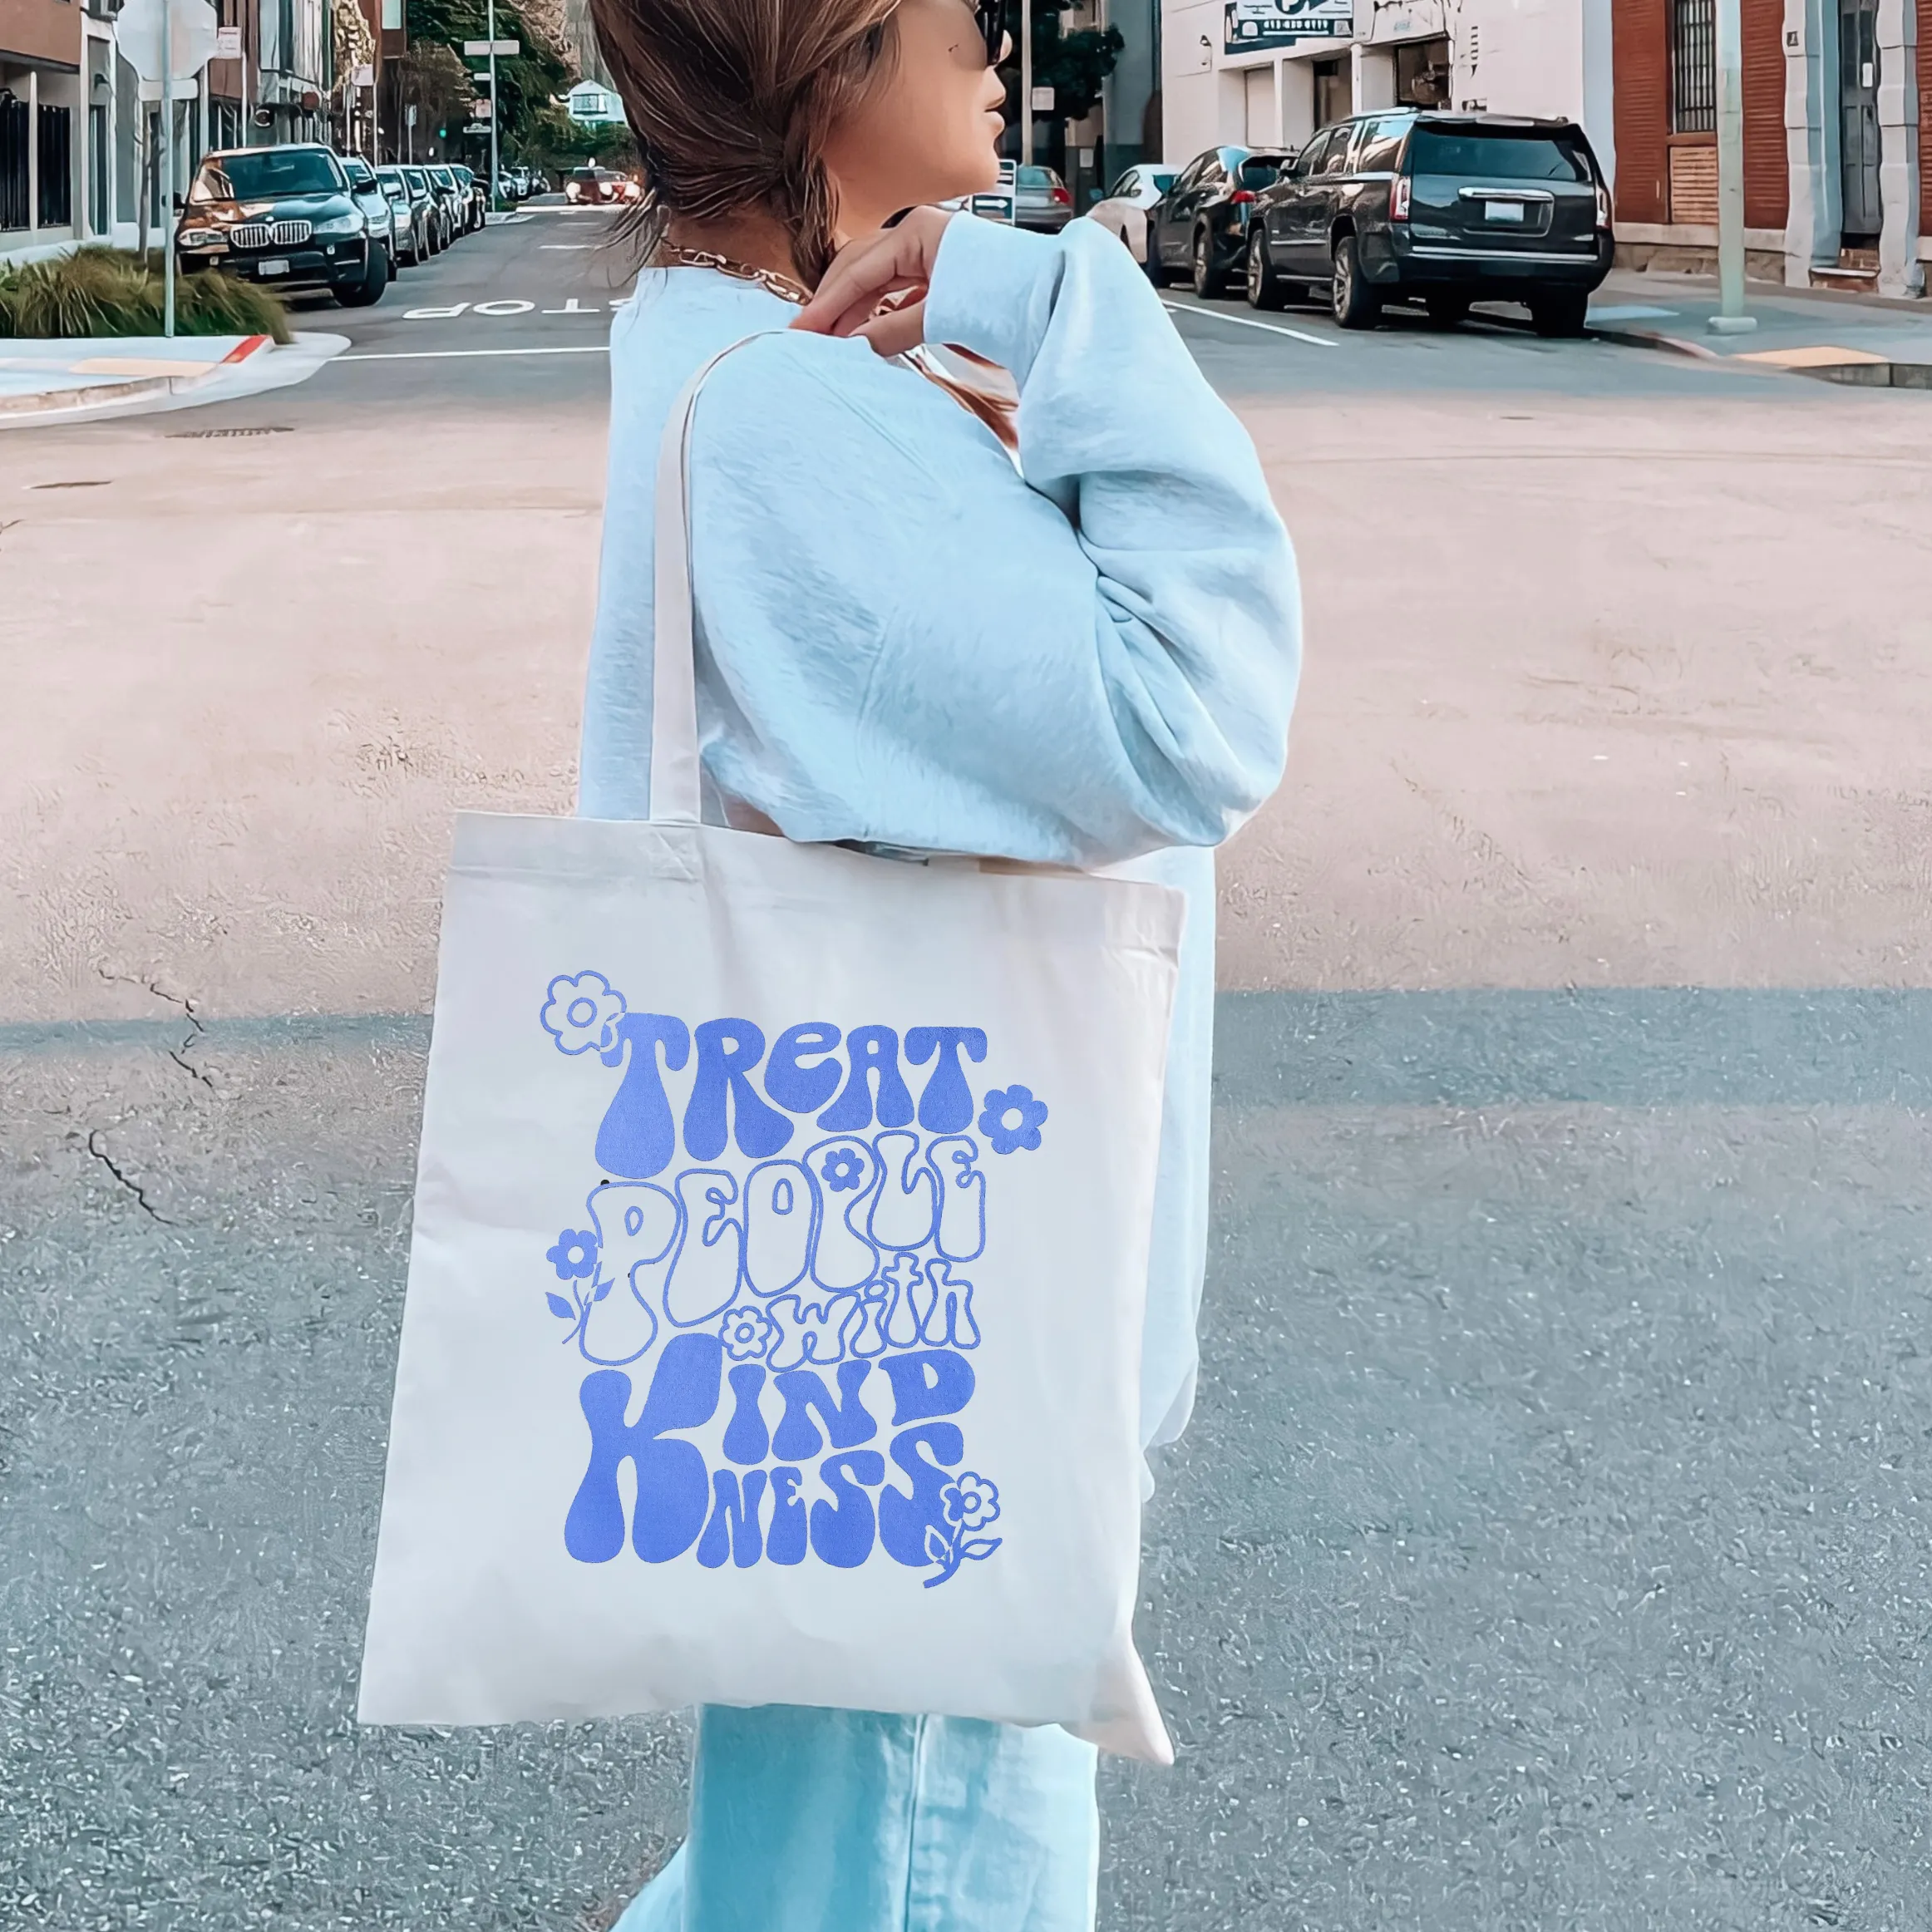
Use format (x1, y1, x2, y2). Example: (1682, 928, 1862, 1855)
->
(1013, 163, 1073, 233)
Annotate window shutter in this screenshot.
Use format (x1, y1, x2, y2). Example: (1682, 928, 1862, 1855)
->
(1742, 0, 1789, 229)
(1614, 0, 1671, 223)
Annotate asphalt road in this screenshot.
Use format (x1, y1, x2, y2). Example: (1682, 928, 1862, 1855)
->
(6, 209, 1932, 1932)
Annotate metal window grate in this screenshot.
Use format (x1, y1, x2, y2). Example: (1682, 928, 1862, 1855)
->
(1672, 0, 1717, 134)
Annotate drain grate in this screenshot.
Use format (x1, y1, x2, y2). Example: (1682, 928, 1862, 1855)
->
(167, 425, 295, 438)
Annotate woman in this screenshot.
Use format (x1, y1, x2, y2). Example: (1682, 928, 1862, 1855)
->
(581, 0, 1301, 1922)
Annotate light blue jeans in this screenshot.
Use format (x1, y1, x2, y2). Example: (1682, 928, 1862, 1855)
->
(614, 1705, 1100, 1932)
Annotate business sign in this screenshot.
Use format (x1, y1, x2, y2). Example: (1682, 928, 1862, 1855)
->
(213, 22, 240, 57)
(1224, 0, 1352, 55)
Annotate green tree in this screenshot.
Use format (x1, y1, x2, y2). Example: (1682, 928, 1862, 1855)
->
(405, 0, 575, 156)
(1000, 0, 1123, 123)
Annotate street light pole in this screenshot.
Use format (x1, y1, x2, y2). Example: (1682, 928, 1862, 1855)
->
(486, 0, 500, 207)
(1019, 0, 1032, 166)
(162, 0, 175, 337)
(1709, 0, 1755, 333)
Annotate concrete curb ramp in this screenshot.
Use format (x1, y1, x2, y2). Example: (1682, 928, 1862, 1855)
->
(1593, 323, 1932, 387)
(0, 331, 347, 426)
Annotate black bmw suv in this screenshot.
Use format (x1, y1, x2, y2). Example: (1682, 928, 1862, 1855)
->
(174, 144, 390, 307)
(1244, 111, 1612, 333)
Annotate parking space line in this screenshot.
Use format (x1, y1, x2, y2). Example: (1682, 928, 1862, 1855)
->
(1161, 300, 1337, 348)
(336, 345, 612, 361)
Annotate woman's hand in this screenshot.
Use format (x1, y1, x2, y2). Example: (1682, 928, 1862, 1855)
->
(791, 207, 956, 357)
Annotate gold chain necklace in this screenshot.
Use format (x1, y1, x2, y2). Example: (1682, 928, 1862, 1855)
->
(654, 244, 812, 306)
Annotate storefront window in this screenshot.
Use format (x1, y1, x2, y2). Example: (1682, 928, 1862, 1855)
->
(1395, 36, 1451, 107)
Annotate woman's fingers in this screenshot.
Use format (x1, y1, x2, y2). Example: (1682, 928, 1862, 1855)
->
(853, 299, 929, 357)
(794, 209, 954, 342)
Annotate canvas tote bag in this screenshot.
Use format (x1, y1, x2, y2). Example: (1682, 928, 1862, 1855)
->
(357, 342, 1184, 1762)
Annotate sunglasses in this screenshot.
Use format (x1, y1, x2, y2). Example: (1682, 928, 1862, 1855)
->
(973, 0, 1007, 65)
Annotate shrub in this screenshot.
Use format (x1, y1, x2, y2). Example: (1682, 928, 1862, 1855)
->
(0, 248, 292, 343)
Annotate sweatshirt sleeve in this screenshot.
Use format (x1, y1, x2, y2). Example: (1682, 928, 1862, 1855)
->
(682, 214, 1301, 868)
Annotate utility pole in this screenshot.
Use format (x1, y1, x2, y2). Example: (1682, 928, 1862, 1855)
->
(486, 0, 500, 206)
(1708, 0, 1755, 333)
(1020, 0, 1033, 165)
(162, 0, 175, 337)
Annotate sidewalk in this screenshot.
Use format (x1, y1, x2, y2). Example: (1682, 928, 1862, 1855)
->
(0, 332, 347, 426)
(1589, 268, 1932, 385)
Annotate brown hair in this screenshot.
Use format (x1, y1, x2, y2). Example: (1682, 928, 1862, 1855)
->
(590, 0, 900, 285)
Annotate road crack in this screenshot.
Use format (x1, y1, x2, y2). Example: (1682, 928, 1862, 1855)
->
(86, 1131, 174, 1225)
(97, 968, 217, 1091)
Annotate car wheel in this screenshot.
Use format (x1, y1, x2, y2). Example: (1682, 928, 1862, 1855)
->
(1330, 234, 1382, 330)
(1244, 230, 1288, 311)
(1191, 227, 1229, 298)
(1426, 291, 1471, 328)
(1530, 290, 1590, 338)
(334, 245, 391, 308)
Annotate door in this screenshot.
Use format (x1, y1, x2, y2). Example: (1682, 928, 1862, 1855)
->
(1838, 0, 1881, 239)
(1273, 126, 1335, 273)
(1152, 155, 1204, 269)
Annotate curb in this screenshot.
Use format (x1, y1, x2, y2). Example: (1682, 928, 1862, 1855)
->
(0, 331, 338, 428)
(1586, 323, 1722, 361)
(0, 332, 274, 421)
(1588, 322, 1932, 387)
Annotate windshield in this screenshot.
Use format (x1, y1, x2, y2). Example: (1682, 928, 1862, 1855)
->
(1409, 126, 1594, 183)
(190, 149, 343, 202)
(1151, 171, 1175, 193)
(1017, 166, 1058, 188)
(429, 167, 455, 186)
(343, 160, 374, 187)
(571, 167, 599, 180)
(1239, 157, 1283, 189)
(402, 168, 429, 190)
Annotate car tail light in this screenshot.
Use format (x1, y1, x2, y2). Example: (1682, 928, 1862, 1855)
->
(1229, 189, 1255, 205)
(1051, 185, 1071, 205)
(1594, 181, 1611, 229)
(1389, 175, 1412, 221)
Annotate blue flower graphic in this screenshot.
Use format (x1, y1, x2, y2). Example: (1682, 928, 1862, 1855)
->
(547, 1228, 599, 1281)
(924, 1470, 1003, 1588)
(540, 971, 627, 1057)
(721, 1304, 776, 1362)
(978, 1086, 1047, 1156)
(819, 1147, 865, 1192)
(939, 1471, 1001, 1535)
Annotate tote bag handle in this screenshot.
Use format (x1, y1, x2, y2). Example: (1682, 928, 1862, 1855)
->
(649, 337, 777, 827)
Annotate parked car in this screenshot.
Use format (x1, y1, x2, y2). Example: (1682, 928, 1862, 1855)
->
(400, 165, 446, 251)
(340, 155, 402, 271)
(1013, 163, 1073, 233)
(426, 164, 468, 241)
(374, 165, 430, 264)
(450, 163, 485, 230)
(376, 165, 433, 264)
(174, 143, 389, 306)
(1244, 110, 1612, 333)
(1147, 145, 1291, 295)
(1083, 163, 1177, 266)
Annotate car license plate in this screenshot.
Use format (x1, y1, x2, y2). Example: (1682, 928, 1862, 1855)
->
(259, 258, 290, 275)
(1485, 201, 1525, 224)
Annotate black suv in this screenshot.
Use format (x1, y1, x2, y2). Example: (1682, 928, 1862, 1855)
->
(1147, 145, 1293, 296)
(1244, 111, 1612, 333)
(175, 144, 390, 306)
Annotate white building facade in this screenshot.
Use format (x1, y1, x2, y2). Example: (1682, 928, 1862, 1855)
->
(1161, 0, 1617, 176)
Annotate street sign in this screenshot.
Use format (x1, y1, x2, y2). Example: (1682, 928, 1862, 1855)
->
(463, 37, 519, 54)
(353, 62, 374, 87)
(1029, 85, 1055, 110)
(213, 22, 240, 57)
(114, 0, 220, 79)
(469, 98, 493, 120)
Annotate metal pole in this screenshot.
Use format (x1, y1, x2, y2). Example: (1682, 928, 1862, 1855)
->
(1019, 0, 1032, 165)
(486, 0, 500, 208)
(1708, 0, 1755, 333)
(162, 0, 175, 337)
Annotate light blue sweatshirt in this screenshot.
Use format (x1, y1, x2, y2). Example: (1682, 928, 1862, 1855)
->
(580, 212, 1300, 1465)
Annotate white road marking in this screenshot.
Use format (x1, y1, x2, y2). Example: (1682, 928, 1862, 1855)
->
(1161, 299, 1337, 347)
(540, 244, 596, 250)
(337, 345, 612, 360)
